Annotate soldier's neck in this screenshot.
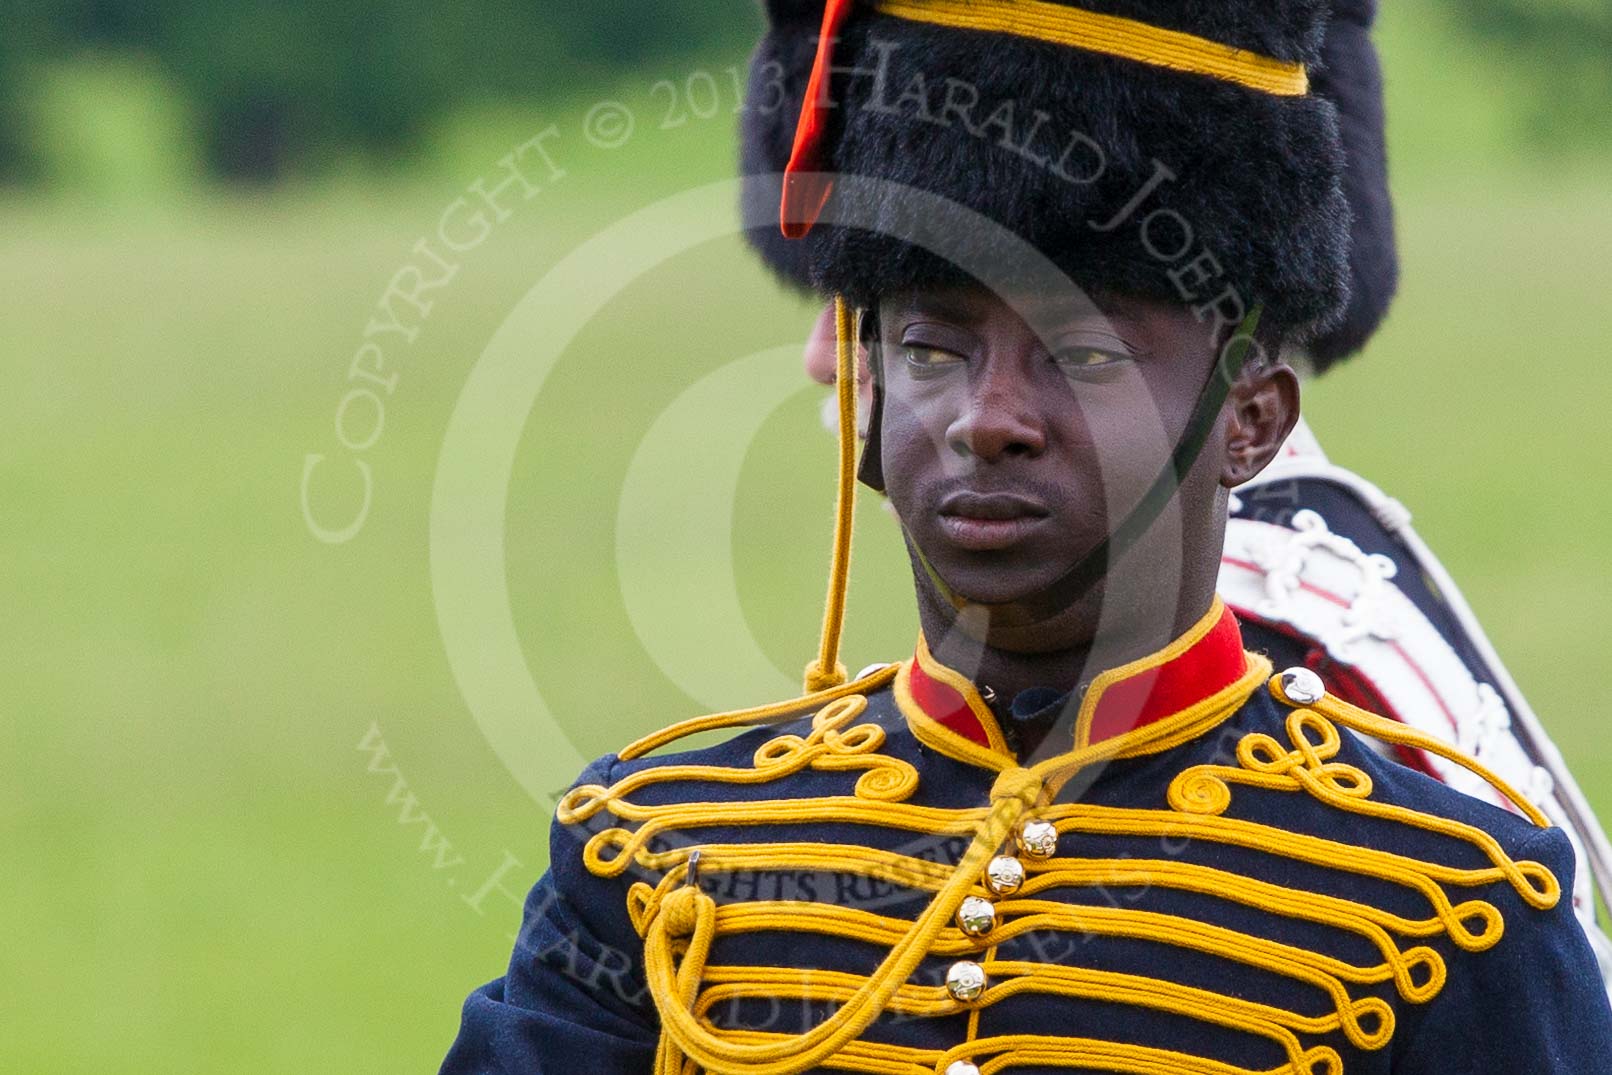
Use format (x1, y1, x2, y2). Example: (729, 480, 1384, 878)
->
(914, 584, 1214, 706)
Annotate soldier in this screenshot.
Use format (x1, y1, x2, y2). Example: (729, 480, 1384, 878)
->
(788, 0, 1612, 982)
(786, 0, 1612, 986)
(442, 0, 1612, 1071)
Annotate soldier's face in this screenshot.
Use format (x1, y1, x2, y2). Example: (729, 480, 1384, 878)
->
(873, 282, 1278, 634)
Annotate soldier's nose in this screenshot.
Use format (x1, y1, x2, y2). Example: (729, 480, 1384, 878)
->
(947, 381, 1047, 464)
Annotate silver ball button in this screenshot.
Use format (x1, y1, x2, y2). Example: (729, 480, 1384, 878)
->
(956, 895, 997, 937)
(985, 854, 1025, 896)
(1015, 818, 1059, 859)
(1278, 667, 1326, 706)
(945, 959, 987, 1001)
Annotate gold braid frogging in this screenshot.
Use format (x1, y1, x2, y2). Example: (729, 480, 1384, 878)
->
(555, 661, 1558, 1075)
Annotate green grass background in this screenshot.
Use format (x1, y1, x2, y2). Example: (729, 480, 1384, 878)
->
(4, 3, 1610, 1071)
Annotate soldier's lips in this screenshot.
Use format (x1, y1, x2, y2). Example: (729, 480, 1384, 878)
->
(936, 491, 1050, 551)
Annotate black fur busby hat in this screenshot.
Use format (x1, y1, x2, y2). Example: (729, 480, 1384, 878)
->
(1306, 0, 1396, 369)
(740, 0, 1378, 348)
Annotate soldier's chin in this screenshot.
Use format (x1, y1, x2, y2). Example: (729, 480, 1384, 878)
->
(917, 557, 1102, 649)
(930, 561, 1081, 614)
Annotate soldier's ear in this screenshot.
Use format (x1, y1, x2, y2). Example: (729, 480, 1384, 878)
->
(1221, 361, 1299, 488)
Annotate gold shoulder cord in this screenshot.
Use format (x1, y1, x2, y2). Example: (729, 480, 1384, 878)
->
(616, 294, 869, 765)
(566, 286, 1560, 1068)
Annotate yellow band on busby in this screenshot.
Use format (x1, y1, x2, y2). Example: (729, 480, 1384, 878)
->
(871, 0, 1309, 96)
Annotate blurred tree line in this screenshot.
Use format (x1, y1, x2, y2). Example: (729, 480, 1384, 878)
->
(1466, 0, 1612, 147)
(0, 0, 763, 183)
(0, 0, 1606, 186)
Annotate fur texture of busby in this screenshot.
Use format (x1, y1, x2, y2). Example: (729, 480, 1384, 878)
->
(740, 0, 1356, 343)
(1306, 0, 1396, 369)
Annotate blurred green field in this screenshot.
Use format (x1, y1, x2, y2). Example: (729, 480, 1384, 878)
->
(4, 4, 1611, 1072)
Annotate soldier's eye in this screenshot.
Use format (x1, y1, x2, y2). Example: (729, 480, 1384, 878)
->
(1053, 347, 1130, 377)
(900, 345, 965, 374)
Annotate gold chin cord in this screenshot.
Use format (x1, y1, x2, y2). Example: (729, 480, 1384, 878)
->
(803, 294, 859, 693)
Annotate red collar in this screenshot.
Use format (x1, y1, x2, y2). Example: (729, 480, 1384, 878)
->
(896, 600, 1249, 761)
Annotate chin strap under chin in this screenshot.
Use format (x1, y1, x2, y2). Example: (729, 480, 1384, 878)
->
(910, 304, 1266, 629)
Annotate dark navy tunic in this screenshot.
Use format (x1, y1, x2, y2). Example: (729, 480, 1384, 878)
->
(441, 625, 1612, 1074)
